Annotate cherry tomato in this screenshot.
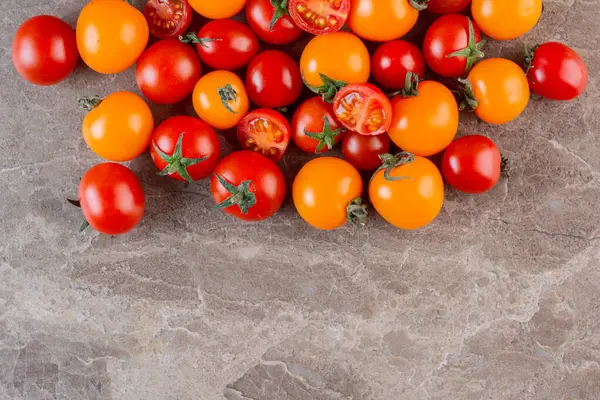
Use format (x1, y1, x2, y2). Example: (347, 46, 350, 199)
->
(237, 109, 291, 161)
(76, 0, 149, 74)
(144, 0, 192, 39)
(463, 58, 530, 125)
(441, 135, 501, 194)
(181, 19, 259, 71)
(342, 131, 391, 171)
(246, 0, 303, 45)
(78, 163, 145, 235)
(136, 39, 201, 105)
(245, 50, 302, 109)
(423, 15, 484, 78)
(211, 151, 286, 222)
(81, 92, 154, 162)
(369, 153, 444, 230)
(293, 157, 366, 230)
(291, 97, 345, 153)
(288, 0, 350, 35)
(12, 16, 78, 86)
(192, 71, 249, 130)
(472, 0, 542, 40)
(525, 42, 589, 101)
(150, 116, 221, 183)
(388, 79, 458, 156)
(347, 0, 422, 42)
(332, 84, 392, 136)
(371, 40, 425, 90)
(188, 0, 247, 19)
(426, 0, 471, 14)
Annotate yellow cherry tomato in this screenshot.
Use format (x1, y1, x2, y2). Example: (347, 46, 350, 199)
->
(188, 0, 247, 19)
(348, 0, 420, 42)
(472, 0, 542, 40)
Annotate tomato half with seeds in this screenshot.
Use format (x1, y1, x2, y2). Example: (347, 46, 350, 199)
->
(291, 97, 345, 153)
(333, 84, 392, 136)
(188, 0, 247, 19)
(347, 0, 423, 42)
(246, 0, 303, 45)
(426, 0, 470, 14)
(211, 151, 286, 222)
(144, 0, 192, 39)
(289, 0, 350, 35)
(472, 0, 542, 40)
(371, 40, 425, 90)
(237, 109, 291, 161)
(342, 131, 391, 171)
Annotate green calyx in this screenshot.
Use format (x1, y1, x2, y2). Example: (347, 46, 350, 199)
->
(78, 96, 103, 111)
(524, 44, 539, 74)
(302, 72, 348, 103)
(217, 84, 239, 114)
(214, 174, 257, 214)
(457, 78, 478, 112)
(388, 71, 420, 98)
(153, 133, 207, 184)
(269, 0, 290, 31)
(377, 152, 415, 182)
(67, 198, 90, 232)
(304, 116, 345, 153)
(347, 197, 368, 228)
(409, 0, 429, 11)
(446, 17, 486, 75)
(179, 32, 222, 48)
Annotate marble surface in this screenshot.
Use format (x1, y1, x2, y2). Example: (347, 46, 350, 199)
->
(2, 1, 600, 399)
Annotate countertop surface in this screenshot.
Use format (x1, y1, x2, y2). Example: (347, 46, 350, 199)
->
(2, 1, 600, 399)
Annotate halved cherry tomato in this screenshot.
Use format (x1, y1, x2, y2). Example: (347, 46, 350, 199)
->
(150, 116, 221, 182)
(288, 0, 350, 35)
(246, 0, 303, 45)
(192, 71, 249, 130)
(293, 157, 366, 230)
(369, 153, 444, 230)
(371, 40, 425, 90)
(332, 84, 392, 136)
(237, 109, 291, 161)
(291, 97, 345, 153)
(188, 0, 247, 19)
(81, 92, 154, 162)
(144, 0, 192, 39)
(347, 0, 423, 42)
(342, 131, 391, 171)
(472, 0, 542, 40)
(426, 0, 470, 14)
(76, 0, 149, 74)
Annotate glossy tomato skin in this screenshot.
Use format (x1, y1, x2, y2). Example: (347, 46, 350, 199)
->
(371, 41, 425, 90)
(76, 0, 149, 74)
(333, 84, 393, 136)
(237, 109, 291, 161)
(82, 92, 154, 162)
(189, 0, 246, 19)
(291, 97, 345, 153)
(527, 42, 589, 101)
(144, 0, 192, 39)
(427, 0, 471, 14)
(193, 71, 249, 130)
(12, 16, 78, 86)
(211, 151, 286, 222)
(348, 0, 419, 42)
(195, 19, 259, 71)
(441, 135, 501, 194)
(293, 157, 363, 230)
(423, 14, 482, 78)
(289, 0, 350, 35)
(150, 116, 221, 181)
(472, 0, 542, 40)
(246, 50, 302, 109)
(342, 132, 391, 171)
(78, 163, 145, 235)
(246, 0, 303, 45)
(136, 40, 201, 105)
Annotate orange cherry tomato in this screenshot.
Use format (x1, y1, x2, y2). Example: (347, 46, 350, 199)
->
(471, 0, 542, 40)
(192, 71, 249, 130)
(293, 157, 366, 230)
(347, 0, 422, 42)
(81, 92, 154, 162)
(188, 0, 247, 19)
(369, 153, 444, 230)
(388, 79, 458, 157)
(76, 0, 149, 74)
(464, 58, 530, 125)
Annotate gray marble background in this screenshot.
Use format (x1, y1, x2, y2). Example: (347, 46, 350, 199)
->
(1, 0, 599, 399)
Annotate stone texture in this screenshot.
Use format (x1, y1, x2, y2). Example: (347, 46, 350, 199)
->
(1, 1, 600, 399)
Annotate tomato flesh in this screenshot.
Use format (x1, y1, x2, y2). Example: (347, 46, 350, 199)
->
(333, 84, 392, 136)
(144, 0, 192, 39)
(289, 0, 350, 34)
(238, 110, 291, 161)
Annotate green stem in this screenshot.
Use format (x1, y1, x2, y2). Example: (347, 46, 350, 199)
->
(153, 133, 207, 183)
(446, 17, 486, 75)
(302, 72, 347, 103)
(179, 32, 222, 48)
(347, 198, 368, 227)
(214, 174, 257, 214)
(377, 152, 415, 182)
(303, 116, 345, 153)
(78, 96, 103, 111)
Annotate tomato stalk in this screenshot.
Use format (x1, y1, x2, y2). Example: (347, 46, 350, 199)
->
(78, 96, 103, 111)
(153, 133, 208, 183)
(179, 32, 223, 47)
(457, 78, 478, 111)
(523, 44, 539, 74)
(302, 72, 347, 103)
(346, 198, 368, 227)
(269, 0, 290, 30)
(217, 84, 239, 114)
(446, 17, 486, 75)
(67, 198, 90, 232)
(304, 116, 345, 153)
(377, 152, 415, 182)
(410, 0, 429, 11)
(388, 72, 420, 98)
(214, 174, 257, 214)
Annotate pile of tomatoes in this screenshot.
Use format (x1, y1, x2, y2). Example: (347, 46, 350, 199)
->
(12, 0, 589, 234)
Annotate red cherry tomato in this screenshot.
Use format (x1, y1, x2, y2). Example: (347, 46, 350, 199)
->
(332, 84, 392, 136)
(78, 163, 145, 235)
(342, 131, 391, 171)
(211, 151, 286, 222)
(291, 97, 346, 153)
(423, 14, 484, 78)
(245, 50, 303, 109)
(144, 0, 192, 39)
(526, 42, 589, 101)
(12, 15, 78, 86)
(246, 0, 303, 45)
(371, 40, 425, 90)
(426, 0, 471, 14)
(237, 109, 291, 161)
(441, 135, 501, 194)
(150, 116, 221, 183)
(289, 0, 350, 35)
(181, 19, 259, 71)
(136, 39, 201, 104)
